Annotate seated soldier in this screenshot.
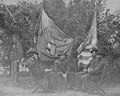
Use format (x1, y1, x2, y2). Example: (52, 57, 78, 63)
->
(74, 47, 98, 90)
(66, 55, 78, 90)
(75, 48, 109, 91)
(47, 53, 67, 92)
(80, 48, 109, 94)
(26, 51, 48, 93)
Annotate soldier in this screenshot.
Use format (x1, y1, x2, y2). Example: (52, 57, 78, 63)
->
(48, 53, 67, 92)
(56, 53, 68, 91)
(26, 49, 48, 93)
(74, 47, 99, 91)
(86, 47, 99, 70)
(81, 48, 109, 94)
(10, 35, 23, 82)
(55, 53, 68, 74)
(47, 54, 60, 91)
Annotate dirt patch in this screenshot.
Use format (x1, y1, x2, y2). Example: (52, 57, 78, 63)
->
(0, 72, 120, 96)
(0, 90, 9, 96)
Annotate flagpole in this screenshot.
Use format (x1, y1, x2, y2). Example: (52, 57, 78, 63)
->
(0, 0, 16, 23)
(35, 1, 43, 28)
(35, 1, 43, 48)
(94, 0, 97, 48)
(77, 0, 97, 53)
(4, 4, 17, 23)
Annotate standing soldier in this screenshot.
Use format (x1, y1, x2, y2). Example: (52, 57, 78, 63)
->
(10, 35, 23, 82)
(10, 35, 17, 79)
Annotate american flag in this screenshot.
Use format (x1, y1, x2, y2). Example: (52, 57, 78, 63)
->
(77, 12, 97, 68)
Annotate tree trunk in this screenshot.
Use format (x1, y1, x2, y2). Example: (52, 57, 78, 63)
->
(7, 41, 13, 77)
(8, 56, 12, 77)
(15, 61, 20, 83)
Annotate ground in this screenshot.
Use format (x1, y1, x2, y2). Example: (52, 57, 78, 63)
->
(0, 72, 120, 96)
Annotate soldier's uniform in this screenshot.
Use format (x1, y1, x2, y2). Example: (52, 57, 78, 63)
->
(26, 52, 49, 93)
(81, 49, 109, 93)
(54, 56, 68, 74)
(66, 56, 78, 90)
(74, 47, 99, 91)
(48, 54, 68, 91)
(10, 37, 23, 82)
(74, 53, 99, 91)
(56, 55, 68, 90)
(27, 57, 45, 82)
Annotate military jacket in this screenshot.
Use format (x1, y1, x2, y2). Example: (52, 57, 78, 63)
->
(88, 57, 109, 75)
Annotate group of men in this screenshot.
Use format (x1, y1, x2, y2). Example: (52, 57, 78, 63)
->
(26, 47, 109, 94)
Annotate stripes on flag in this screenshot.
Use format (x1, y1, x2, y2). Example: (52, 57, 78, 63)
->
(78, 49, 92, 65)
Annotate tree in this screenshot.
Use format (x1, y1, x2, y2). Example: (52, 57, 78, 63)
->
(43, 0, 95, 39)
(1, 0, 120, 73)
(13, 1, 41, 56)
(0, 1, 43, 75)
(97, 9, 120, 58)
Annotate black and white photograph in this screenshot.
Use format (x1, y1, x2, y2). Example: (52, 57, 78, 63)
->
(0, 0, 120, 96)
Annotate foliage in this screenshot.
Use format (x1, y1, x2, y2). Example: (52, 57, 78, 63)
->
(43, 0, 97, 58)
(0, 0, 120, 70)
(97, 9, 120, 58)
(0, 1, 42, 57)
(43, 0, 95, 39)
(0, 0, 107, 56)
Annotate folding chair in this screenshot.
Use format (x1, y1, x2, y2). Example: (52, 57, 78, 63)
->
(86, 65, 111, 96)
(67, 72, 75, 90)
(27, 63, 49, 94)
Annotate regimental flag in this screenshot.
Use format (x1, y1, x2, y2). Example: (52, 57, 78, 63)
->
(37, 9, 73, 61)
(77, 12, 97, 66)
